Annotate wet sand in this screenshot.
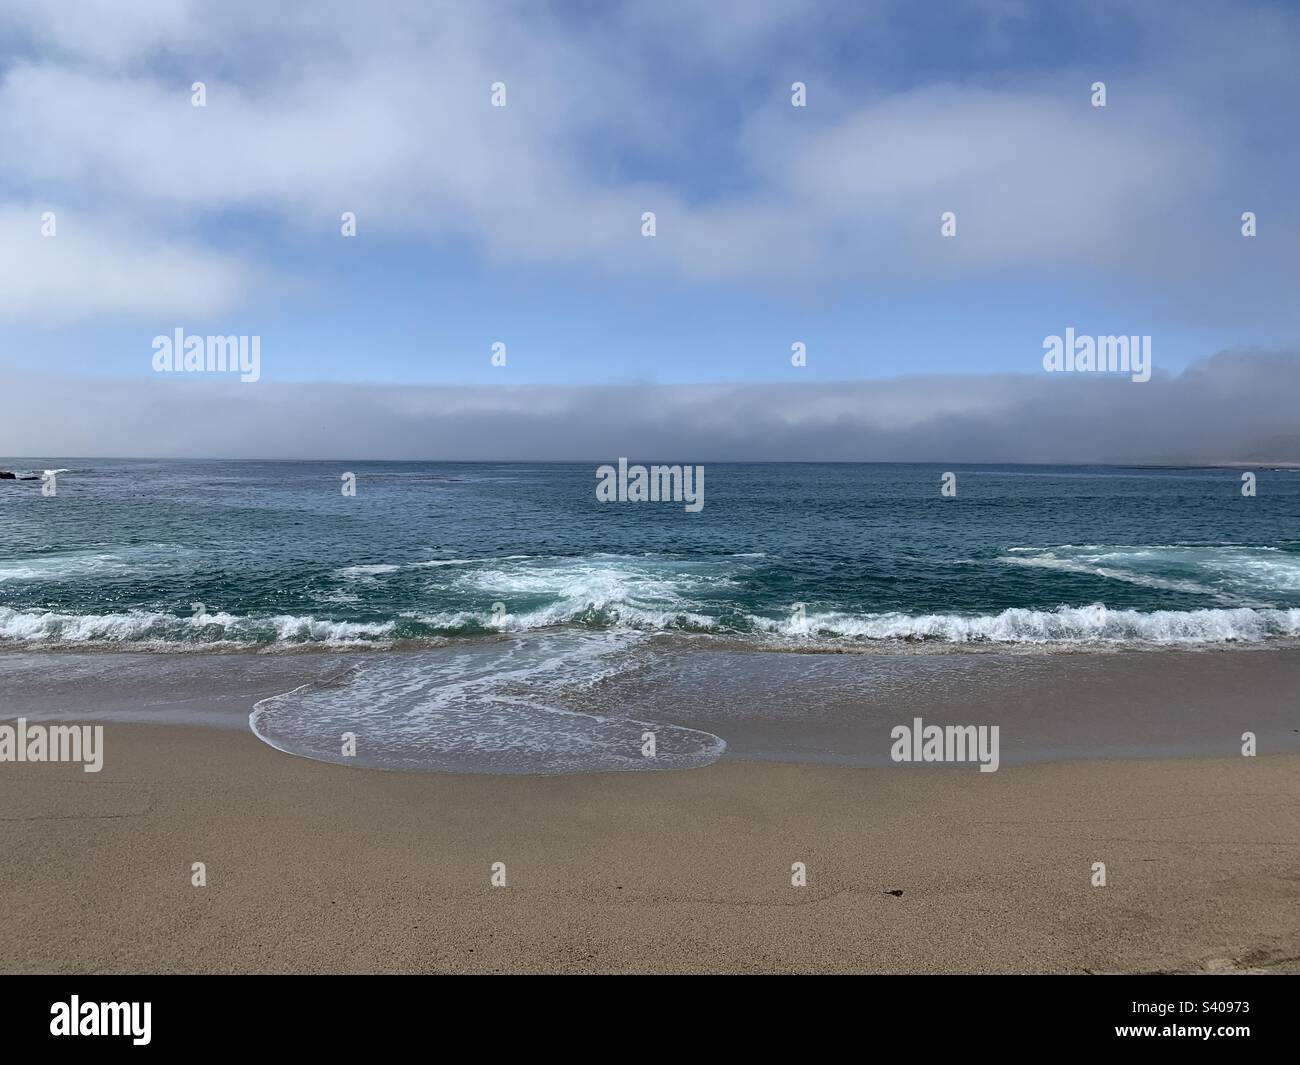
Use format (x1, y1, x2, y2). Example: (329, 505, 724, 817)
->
(5, 645, 1300, 766)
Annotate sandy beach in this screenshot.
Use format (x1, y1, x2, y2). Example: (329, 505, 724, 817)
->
(2, 716, 1297, 974)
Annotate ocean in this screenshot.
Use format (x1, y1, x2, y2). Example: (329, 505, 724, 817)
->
(3, 460, 1299, 772)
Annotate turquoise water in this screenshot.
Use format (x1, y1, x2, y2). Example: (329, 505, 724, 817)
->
(5, 459, 1299, 772)
(2, 460, 1299, 649)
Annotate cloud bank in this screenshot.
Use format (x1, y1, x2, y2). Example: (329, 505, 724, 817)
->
(2, 350, 1295, 464)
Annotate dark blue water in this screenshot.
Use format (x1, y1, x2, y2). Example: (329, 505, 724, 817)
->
(2, 459, 1299, 648)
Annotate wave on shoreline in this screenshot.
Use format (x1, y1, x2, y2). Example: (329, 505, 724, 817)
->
(3, 602, 1299, 652)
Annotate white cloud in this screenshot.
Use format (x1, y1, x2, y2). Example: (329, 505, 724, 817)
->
(0, 205, 249, 321)
(0, 68, 1213, 287)
(0, 2, 1295, 318)
(1, 0, 197, 65)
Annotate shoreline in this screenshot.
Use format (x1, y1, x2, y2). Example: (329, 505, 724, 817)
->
(2, 722, 1296, 974)
(3, 644, 1300, 769)
(5, 632, 1300, 655)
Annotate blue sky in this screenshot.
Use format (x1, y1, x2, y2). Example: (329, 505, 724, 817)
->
(1, 0, 1298, 390)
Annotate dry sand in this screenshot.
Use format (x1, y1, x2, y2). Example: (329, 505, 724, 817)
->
(2, 723, 1297, 974)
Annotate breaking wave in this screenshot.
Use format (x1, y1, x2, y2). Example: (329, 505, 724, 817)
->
(4, 545, 1300, 651)
(0, 607, 395, 648)
(764, 604, 1300, 645)
(3, 601, 1298, 649)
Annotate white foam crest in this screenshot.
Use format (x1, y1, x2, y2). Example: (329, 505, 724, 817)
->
(0, 607, 394, 645)
(411, 555, 534, 568)
(1003, 544, 1300, 600)
(453, 553, 735, 603)
(265, 615, 394, 642)
(0, 545, 193, 583)
(405, 601, 718, 633)
(337, 564, 401, 578)
(763, 604, 1300, 644)
(408, 553, 737, 632)
(0, 607, 176, 642)
(997, 554, 1222, 597)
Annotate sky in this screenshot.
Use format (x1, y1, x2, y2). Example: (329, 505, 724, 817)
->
(1, 0, 1298, 460)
